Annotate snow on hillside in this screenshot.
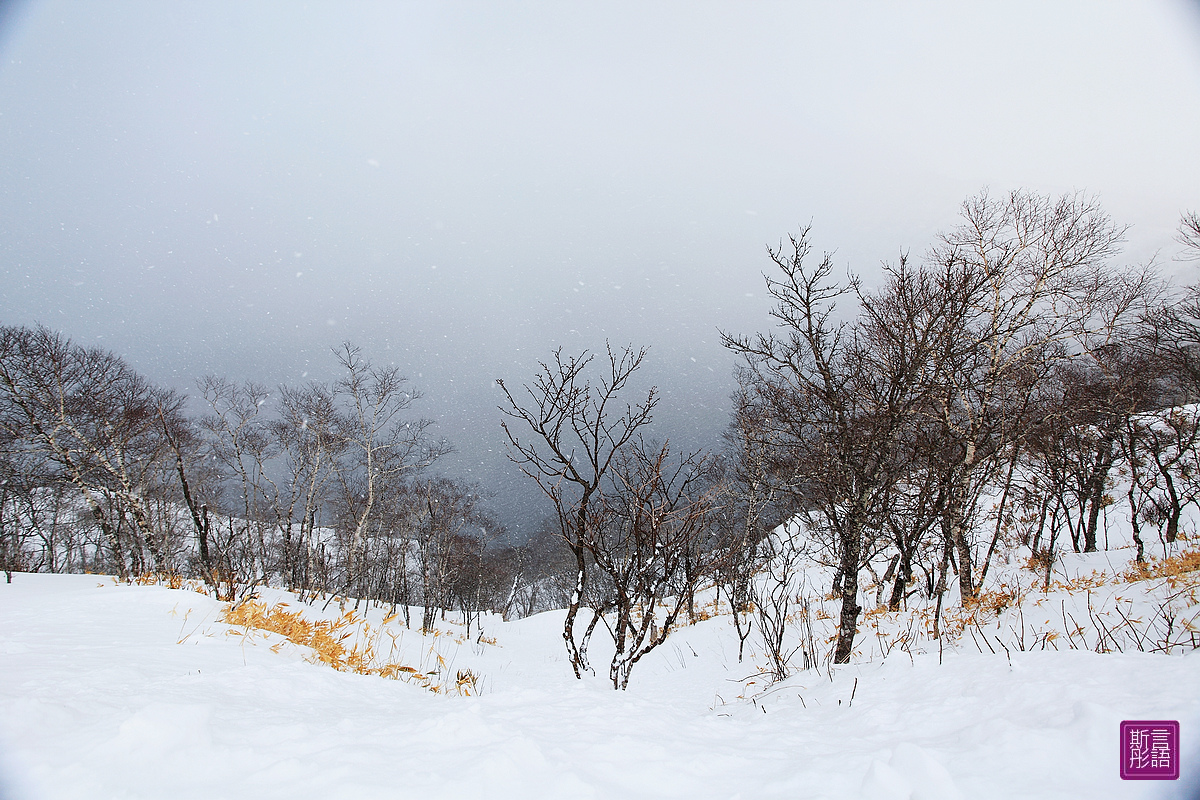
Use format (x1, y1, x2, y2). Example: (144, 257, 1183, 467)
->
(2, 544, 1198, 800)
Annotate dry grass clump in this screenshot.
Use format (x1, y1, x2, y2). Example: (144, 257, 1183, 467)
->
(1121, 547, 1200, 588)
(120, 572, 208, 592)
(685, 597, 723, 624)
(222, 600, 478, 695)
(103, 574, 485, 693)
(1049, 571, 1109, 593)
(962, 585, 1022, 616)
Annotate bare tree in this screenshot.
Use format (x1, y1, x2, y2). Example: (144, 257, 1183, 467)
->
(750, 521, 807, 680)
(272, 381, 342, 597)
(0, 440, 50, 579)
(442, 509, 505, 639)
(724, 235, 939, 664)
(407, 476, 487, 631)
(881, 433, 947, 612)
(158, 400, 224, 591)
(923, 190, 1124, 598)
(0, 324, 183, 577)
(1178, 211, 1200, 260)
(330, 343, 449, 603)
(716, 377, 792, 661)
(498, 344, 656, 679)
(1134, 406, 1200, 548)
(199, 377, 287, 596)
(588, 439, 721, 689)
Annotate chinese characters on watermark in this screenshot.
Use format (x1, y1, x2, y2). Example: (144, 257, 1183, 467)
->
(1121, 720, 1179, 781)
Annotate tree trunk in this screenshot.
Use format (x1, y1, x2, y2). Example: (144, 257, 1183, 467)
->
(832, 519, 863, 664)
(562, 555, 590, 679)
(88, 498, 128, 580)
(948, 480, 975, 601)
(941, 438, 980, 601)
(978, 445, 1020, 587)
(888, 544, 913, 612)
(1082, 437, 1114, 553)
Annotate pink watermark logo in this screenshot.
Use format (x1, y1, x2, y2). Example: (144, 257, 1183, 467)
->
(1120, 720, 1179, 781)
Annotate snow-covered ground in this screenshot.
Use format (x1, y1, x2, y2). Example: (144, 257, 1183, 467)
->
(2, 554, 1198, 800)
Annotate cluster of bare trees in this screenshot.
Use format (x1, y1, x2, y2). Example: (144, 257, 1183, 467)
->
(722, 190, 1200, 669)
(4, 188, 1198, 685)
(0, 325, 188, 579)
(487, 190, 1200, 686)
(0, 329, 519, 630)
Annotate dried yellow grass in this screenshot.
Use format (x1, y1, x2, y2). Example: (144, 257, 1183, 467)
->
(221, 600, 477, 695)
(964, 586, 1022, 616)
(1049, 571, 1109, 593)
(121, 572, 209, 593)
(684, 597, 723, 625)
(1121, 547, 1200, 588)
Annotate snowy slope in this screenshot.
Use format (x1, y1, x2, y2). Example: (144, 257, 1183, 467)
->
(2, 565, 1198, 800)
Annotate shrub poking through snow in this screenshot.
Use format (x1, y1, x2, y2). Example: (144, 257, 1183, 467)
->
(838, 544, 1200, 663)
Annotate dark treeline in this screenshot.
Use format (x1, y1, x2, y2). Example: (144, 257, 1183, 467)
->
(0, 334, 567, 634)
(3, 190, 1200, 687)
(718, 190, 1200, 670)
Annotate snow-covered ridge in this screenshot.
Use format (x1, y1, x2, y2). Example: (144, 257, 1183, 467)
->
(2, 539, 1197, 799)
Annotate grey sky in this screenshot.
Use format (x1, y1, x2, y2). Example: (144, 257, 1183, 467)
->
(2, 1, 1199, 533)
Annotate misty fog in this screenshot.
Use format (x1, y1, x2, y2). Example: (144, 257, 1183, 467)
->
(2, 1, 1199, 534)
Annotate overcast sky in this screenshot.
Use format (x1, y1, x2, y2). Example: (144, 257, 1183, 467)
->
(2, 1, 1199, 534)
